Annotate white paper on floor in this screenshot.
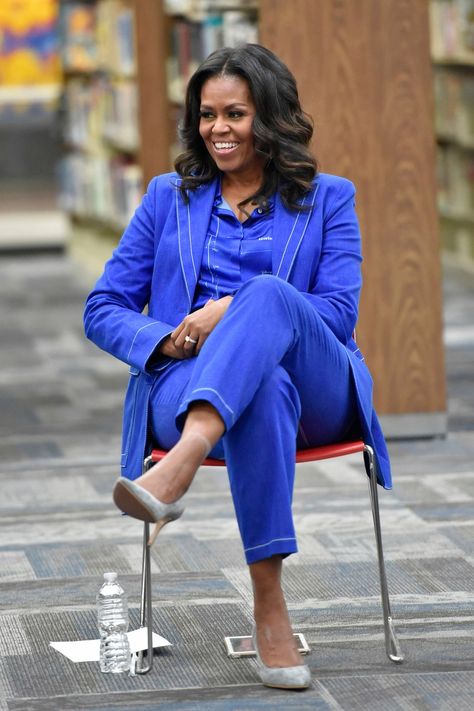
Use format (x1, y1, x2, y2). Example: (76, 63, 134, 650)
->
(50, 627, 171, 662)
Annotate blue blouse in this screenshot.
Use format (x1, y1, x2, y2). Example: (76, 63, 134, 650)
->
(149, 186, 274, 373)
(192, 187, 274, 310)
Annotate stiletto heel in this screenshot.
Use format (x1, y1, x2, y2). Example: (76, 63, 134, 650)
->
(147, 519, 170, 546)
(252, 627, 311, 690)
(112, 478, 184, 545)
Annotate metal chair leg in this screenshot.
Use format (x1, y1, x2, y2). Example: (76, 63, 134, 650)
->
(364, 445, 404, 663)
(136, 453, 155, 674)
(135, 522, 153, 674)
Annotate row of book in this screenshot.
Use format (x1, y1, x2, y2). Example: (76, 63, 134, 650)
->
(165, 0, 257, 22)
(60, 0, 135, 76)
(437, 142, 474, 219)
(59, 0, 259, 235)
(59, 152, 142, 229)
(434, 67, 474, 147)
(167, 11, 258, 103)
(430, 0, 474, 63)
(63, 77, 139, 153)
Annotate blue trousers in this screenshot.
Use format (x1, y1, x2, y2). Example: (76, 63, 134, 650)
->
(149, 276, 359, 564)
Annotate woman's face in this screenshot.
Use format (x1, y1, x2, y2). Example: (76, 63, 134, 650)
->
(199, 74, 263, 180)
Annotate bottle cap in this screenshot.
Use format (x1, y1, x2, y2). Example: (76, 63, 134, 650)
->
(103, 572, 118, 582)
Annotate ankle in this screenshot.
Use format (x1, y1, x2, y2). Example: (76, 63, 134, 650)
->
(183, 402, 225, 448)
(181, 430, 212, 458)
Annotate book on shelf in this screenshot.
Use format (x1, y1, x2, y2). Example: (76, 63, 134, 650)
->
(166, 9, 258, 104)
(434, 66, 474, 147)
(96, 0, 136, 77)
(64, 77, 139, 153)
(60, 0, 136, 76)
(60, 2, 99, 73)
(222, 10, 258, 46)
(430, 0, 474, 63)
(165, 0, 257, 22)
(102, 79, 139, 151)
(437, 142, 474, 218)
(59, 151, 142, 229)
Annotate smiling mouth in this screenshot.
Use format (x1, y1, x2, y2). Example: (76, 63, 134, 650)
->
(212, 141, 239, 153)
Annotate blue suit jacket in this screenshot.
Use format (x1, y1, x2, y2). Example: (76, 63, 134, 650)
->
(84, 172, 392, 489)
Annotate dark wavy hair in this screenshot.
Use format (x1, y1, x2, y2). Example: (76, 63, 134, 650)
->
(174, 44, 318, 211)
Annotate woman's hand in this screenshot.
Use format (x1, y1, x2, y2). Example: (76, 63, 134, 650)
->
(167, 296, 233, 358)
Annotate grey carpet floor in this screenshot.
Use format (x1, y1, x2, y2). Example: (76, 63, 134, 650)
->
(0, 254, 473, 710)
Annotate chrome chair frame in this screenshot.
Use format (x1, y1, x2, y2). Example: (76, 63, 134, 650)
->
(135, 440, 403, 674)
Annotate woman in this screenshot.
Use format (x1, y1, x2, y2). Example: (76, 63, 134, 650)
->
(84, 44, 391, 690)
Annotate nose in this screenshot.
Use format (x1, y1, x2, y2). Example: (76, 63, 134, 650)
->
(212, 115, 230, 134)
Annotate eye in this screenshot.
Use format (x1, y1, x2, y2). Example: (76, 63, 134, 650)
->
(228, 111, 244, 119)
(199, 110, 214, 119)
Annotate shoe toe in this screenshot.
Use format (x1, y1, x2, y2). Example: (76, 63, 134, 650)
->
(258, 663, 311, 690)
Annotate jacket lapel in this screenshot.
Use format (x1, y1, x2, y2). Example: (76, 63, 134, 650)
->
(272, 181, 319, 282)
(175, 179, 217, 309)
(175, 176, 318, 306)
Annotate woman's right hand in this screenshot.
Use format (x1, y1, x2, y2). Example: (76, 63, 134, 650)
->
(158, 296, 233, 360)
(158, 335, 187, 359)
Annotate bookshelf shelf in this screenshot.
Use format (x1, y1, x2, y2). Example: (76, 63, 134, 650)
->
(440, 205, 474, 225)
(431, 0, 474, 271)
(433, 57, 474, 67)
(60, 0, 259, 269)
(437, 133, 474, 151)
(59, 0, 142, 245)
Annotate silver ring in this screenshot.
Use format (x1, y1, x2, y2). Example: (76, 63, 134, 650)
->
(184, 335, 198, 344)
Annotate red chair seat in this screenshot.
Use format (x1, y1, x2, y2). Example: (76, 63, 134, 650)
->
(150, 439, 366, 467)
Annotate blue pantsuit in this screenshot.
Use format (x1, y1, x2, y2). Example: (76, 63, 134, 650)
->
(149, 275, 358, 563)
(84, 171, 392, 564)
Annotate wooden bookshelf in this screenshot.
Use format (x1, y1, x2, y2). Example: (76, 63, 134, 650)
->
(63, 0, 446, 435)
(260, 0, 446, 436)
(134, 0, 171, 183)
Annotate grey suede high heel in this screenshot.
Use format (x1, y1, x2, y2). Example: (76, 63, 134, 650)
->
(252, 628, 311, 690)
(113, 478, 184, 545)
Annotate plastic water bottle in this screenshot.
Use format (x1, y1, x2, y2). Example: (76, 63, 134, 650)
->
(97, 572, 131, 673)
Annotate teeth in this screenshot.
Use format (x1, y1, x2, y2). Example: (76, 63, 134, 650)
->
(214, 142, 238, 149)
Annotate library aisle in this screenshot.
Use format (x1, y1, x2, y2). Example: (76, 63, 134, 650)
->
(0, 255, 472, 709)
(0, 2, 473, 708)
(0, 2, 68, 250)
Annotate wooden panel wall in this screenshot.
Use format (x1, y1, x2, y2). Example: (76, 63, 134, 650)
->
(260, 0, 446, 418)
(134, 0, 171, 184)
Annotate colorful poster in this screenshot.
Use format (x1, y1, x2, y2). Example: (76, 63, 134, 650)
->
(0, 0, 60, 89)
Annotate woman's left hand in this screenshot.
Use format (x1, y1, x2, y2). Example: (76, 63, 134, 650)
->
(171, 296, 233, 357)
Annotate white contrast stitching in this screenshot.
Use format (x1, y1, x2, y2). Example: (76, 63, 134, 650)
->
(176, 190, 192, 307)
(187, 201, 197, 280)
(210, 214, 220, 298)
(276, 211, 301, 277)
(127, 322, 158, 360)
(244, 537, 297, 553)
(284, 184, 318, 280)
(189, 387, 235, 419)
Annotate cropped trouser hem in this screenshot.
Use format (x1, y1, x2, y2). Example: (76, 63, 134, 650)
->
(244, 536, 298, 565)
(176, 386, 235, 432)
